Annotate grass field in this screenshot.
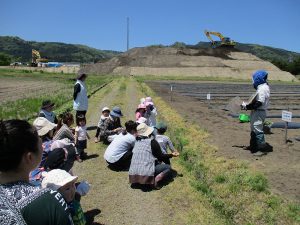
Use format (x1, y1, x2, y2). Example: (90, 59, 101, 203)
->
(0, 68, 112, 120)
(137, 80, 300, 224)
(1, 70, 299, 224)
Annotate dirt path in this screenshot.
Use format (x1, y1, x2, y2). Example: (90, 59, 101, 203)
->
(73, 79, 166, 225)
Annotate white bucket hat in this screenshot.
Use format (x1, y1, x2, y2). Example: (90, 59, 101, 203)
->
(137, 117, 147, 124)
(137, 123, 154, 137)
(41, 169, 78, 191)
(33, 117, 56, 136)
(102, 106, 110, 112)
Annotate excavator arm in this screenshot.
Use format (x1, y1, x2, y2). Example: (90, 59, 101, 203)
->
(204, 30, 235, 48)
(32, 49, 41, 59)
(31, 49, 48, 66)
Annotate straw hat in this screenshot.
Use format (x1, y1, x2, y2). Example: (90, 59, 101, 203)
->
(33, 117, 56, 136)
(137, 123, 154, 137)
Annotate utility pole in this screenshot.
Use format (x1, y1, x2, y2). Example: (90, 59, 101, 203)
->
(127, 17, 129, 51)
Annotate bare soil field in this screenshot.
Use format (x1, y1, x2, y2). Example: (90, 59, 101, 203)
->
(0, 77, 64, 103)
(147, 80, 300, 203)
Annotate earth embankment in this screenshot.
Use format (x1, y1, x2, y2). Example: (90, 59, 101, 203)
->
(81, 47, 297, 81)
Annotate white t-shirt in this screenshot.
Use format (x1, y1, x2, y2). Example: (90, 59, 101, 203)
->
(104, 133, 136, 163)
(256, 83, 270, 110)
(75, 125, 87, 141)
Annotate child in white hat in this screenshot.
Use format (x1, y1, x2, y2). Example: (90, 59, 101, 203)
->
(42, 169, 90, 225)
(95, 106, 110, 143)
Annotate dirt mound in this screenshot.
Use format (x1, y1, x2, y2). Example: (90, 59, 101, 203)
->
(80, 46, 297, 81)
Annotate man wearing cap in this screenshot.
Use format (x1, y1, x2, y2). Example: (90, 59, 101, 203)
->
(241, 70, 271, 156)
(99, 106, 124, 144)
(73, 73, 88, 119)
(38, 100, 58, 123)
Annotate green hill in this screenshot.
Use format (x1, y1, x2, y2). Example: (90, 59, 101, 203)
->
(0, 36, 121, 63)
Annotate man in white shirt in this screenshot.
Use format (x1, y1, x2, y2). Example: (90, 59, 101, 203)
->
(104, 120, 137, 170)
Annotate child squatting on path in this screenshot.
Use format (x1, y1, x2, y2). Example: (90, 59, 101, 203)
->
(42, 169, 91, 225)
(95, 107, 110, 143)
(75, 115, 90, 161)
(155, 122, 179, 165)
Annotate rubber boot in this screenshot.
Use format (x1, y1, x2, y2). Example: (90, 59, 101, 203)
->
(252, 133, 267, 156)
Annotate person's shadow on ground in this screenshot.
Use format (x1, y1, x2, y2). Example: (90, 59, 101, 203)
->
(130, 169, 182, 192)
(86, 126, 98, 131)
(83, 154, 99, 161)
(107, 164, 129, 172)
(84, 208, 103, 225)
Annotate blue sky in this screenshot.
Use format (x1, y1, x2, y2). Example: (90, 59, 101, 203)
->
(1, 0, 299, 52)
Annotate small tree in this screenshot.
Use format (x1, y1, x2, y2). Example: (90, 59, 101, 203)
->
(0, 52, 12, 66)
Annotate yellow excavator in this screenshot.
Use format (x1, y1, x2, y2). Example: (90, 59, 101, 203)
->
(204, 30, 236, 48)
(31, 49, 48, 67)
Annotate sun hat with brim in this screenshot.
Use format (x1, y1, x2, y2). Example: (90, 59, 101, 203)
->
(145, 101, 154, 106)
(102, 106, 110, 112)
(137, 104, 146, 109)
(137, 117, 147, 124)
(41, 100, 55, 109)
(145, 97, 152, 102)
(77, 73, 87, 80)
(33, 117, 56, 136)
(137, 123, 154, 137)
(110, 106, 123, 117)
(41, 169, 78, 191)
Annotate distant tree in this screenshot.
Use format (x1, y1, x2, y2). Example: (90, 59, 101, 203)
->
(171, 42, 187, 48)
(288, 57, 300, 75)
(0, 52, 11, 66)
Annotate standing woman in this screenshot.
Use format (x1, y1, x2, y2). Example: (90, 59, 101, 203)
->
(241, 70, 271, 156)
(73, 73, 88, 119)
(129, 123, 179, 189)
(0, 120, 73, 224)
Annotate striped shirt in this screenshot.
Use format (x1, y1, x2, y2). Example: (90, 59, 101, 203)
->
(155, 134, 175, 154)
(53, 124, 75, 142)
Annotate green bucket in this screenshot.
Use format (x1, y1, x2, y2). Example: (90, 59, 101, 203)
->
(239, 113, 250, 123)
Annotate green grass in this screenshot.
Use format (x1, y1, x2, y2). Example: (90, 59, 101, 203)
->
(138, 79, 299, 225)
(0, 68, 112, 120)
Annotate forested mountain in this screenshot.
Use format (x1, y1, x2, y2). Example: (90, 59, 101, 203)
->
(0, 36, 121, 63)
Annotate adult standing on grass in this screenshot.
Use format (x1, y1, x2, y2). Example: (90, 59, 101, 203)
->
(0, 119, 73, 225)
(73, 73, 88, 120)
(38, 100, 58, 123)
(241, 70, 271, 156)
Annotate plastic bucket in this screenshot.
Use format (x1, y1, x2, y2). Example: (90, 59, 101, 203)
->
(239, 114, 250, 123)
